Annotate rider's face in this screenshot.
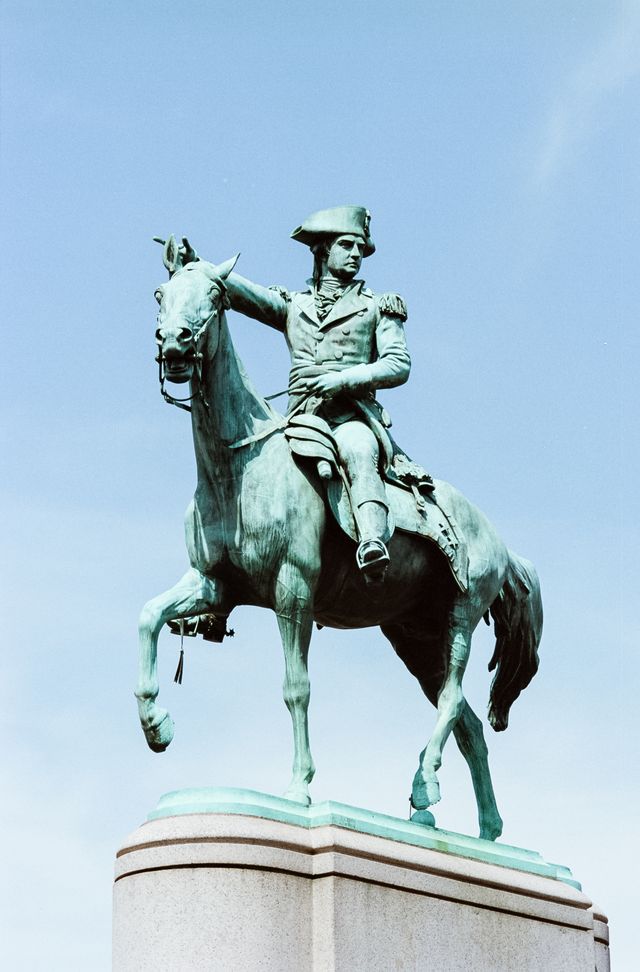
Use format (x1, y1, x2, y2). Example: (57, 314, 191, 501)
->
(325, 235, 365, 280)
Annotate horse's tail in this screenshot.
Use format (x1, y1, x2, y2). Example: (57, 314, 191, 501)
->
(487, 551, 542, 732)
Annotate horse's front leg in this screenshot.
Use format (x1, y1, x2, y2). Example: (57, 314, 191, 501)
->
(136, 567, 226, 752)
(412, 603, 472, 810)
(275, 562, 316, 805)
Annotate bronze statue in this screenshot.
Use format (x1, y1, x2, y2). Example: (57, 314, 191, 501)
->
(137, 212, 543, 840)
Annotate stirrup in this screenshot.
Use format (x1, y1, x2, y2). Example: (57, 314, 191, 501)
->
(356, 538, 390, 582)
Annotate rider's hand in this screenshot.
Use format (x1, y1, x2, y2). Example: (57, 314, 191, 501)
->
(178, 237, 199, 265)
(300, 372, 345, 399)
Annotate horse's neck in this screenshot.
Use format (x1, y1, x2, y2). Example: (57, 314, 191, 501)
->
(191, 315, 280, 478)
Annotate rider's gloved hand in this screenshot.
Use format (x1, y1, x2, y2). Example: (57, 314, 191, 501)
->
(289, 370, 344, 399)
(307, 372, 345, 398)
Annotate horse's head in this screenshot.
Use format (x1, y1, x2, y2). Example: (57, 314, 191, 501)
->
(154, 234, 239, 386)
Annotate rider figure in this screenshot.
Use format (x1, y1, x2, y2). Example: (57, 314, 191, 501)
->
(224, 206, 411, 582)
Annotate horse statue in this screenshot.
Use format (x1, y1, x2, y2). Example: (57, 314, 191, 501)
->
(136, 240, 542, 841)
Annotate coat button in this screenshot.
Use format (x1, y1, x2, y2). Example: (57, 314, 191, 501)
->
(334, 349, 343, 360)
(316, 332, 324, 341)
(342, 325, 350, 334)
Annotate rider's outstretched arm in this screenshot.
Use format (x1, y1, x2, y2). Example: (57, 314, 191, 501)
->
(225, 272, 288, 333)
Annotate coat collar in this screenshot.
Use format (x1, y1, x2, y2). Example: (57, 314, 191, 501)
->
(321, 279, 367, 329)
(296, 279, 372, 330)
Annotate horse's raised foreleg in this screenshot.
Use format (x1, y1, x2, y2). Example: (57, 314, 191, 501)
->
(275, 562, 316, 805)
(412, 604, 472, 811)
(136, 567, 226, 752)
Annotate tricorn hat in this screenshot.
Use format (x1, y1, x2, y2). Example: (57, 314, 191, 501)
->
(291, 206, 375, 256)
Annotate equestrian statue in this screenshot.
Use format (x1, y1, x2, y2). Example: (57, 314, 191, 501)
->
(136, 207, 542, 840)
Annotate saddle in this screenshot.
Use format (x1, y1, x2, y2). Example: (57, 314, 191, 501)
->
(284, 414, 469, 592)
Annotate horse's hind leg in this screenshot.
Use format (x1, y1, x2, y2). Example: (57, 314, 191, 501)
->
(382, 621, 502, 840)
(274, 562, 316, 805)
(136, 567, 226, 752)
(408, 603, 472, 811)
(454, 703, 503, 840)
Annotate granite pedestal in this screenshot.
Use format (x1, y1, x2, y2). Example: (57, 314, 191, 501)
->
(113, 788, 609, 971)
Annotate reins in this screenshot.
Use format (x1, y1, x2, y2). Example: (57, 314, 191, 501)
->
(225, 396, 310, 450)
(159, 356, 202, 412)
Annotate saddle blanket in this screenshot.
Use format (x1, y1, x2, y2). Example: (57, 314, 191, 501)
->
(285, 415, 468, 592)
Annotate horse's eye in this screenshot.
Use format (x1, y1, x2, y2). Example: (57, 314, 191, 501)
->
(154, 290, 163, 304)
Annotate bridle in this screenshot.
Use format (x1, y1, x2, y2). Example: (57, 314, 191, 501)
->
(154, 266, 286, 451)
(156, 282, 227, 413)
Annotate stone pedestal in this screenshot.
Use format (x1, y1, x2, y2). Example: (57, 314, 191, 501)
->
(113, 788, 609, 971)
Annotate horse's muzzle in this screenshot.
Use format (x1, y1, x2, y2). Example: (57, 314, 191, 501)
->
(162, 350, 195, 384)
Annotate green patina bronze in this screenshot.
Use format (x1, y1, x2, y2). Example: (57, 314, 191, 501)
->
(137, 209, 543, 841)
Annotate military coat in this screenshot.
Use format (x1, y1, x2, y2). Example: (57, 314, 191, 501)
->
(226, 273, 411, 420)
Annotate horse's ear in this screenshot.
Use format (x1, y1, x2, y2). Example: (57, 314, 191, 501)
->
(214, 253, 241, 280)
(163, 234, 181, 276)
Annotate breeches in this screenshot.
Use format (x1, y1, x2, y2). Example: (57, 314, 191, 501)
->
(332, 420, 388, 510)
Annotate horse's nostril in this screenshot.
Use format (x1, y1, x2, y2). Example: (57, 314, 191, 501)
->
(179, 327, 193, 341)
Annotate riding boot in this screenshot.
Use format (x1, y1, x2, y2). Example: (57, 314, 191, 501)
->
(355, 500, 390, 584)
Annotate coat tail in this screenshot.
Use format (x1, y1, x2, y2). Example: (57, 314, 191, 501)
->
(488, 552, 542, 731)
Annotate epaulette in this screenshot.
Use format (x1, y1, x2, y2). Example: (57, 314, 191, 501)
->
(378, 293, 407, 321)
(268, 285, 291, 302)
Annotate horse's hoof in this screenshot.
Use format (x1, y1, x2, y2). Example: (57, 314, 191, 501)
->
(145, 710, 174, 753)
(283, 785, 311, 806)
(425, 776, 441, 807)
(412, 773, 441, 810)
(479, 816, 503, 842)
(411, 776, 428, 810)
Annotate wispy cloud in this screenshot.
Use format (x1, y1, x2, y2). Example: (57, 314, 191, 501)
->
(534, 1, 640, 186)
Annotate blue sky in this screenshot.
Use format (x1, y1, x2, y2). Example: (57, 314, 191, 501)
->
(1, 1, 637, 967)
